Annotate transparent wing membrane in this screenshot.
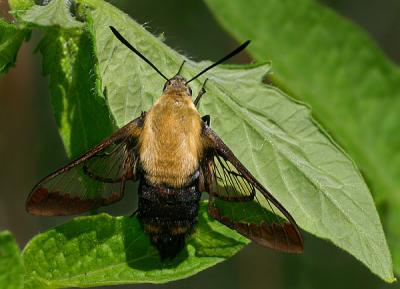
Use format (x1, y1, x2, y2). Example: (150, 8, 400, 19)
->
(202, 125, 303, 253)
(26, 118, 143, 216)
(210, 155, 255, 201)
(83, 141, 136, 183)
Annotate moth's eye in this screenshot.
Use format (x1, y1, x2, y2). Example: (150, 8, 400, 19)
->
(163, 82, 168, 91)
(187, 86, 192, 95)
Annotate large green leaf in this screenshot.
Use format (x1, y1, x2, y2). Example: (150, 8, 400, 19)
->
(204, 0, 399, 280)
(0, 19, 29, 74)
(81, 0, 393, 282)
(0, 231, 24, 289)
(22, 205, 248, 288)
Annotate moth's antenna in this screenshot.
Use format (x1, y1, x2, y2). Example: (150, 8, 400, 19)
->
(176, 60, 185, 75)
(110, 26, 169, 81)
(186, 40, 250, 84)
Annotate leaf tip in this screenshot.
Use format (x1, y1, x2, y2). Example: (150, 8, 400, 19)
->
(385, 276, 397, 283)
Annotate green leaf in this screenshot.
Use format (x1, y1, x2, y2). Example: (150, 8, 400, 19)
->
(0, 19, 29, 74)
(22, 204, 248, 288)
(37, 27, 114, 158)
(24, 278, 53, 289)
(204, 0, 397, 281)
(81, 0, 393, 283)
(20, 0, 83, 29)
(11, 0, 393, 285)
(0, 231, 24, 289)
(8, 0, 34, 16)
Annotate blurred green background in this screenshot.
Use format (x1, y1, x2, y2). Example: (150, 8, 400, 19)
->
(0, 0, 399, 288)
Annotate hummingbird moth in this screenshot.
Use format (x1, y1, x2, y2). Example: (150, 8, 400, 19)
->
(26, 26, 303, 259)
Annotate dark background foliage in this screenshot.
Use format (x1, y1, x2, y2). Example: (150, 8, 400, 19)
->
(0, 0, 399, 288)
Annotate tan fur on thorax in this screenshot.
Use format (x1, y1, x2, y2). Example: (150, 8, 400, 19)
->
(139, 91, 203, 188)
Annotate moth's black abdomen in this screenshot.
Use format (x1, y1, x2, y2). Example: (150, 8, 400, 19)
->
(138, 178, 201, 259)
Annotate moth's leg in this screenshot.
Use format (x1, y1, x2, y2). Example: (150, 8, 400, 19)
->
(130, 208, 138, 217)
(186, 169, 200, 186)
(194, 78, 208, 108)
(202, 115, 210, 126)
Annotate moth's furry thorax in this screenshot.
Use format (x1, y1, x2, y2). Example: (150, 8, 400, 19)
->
(138, 92, 203, 188)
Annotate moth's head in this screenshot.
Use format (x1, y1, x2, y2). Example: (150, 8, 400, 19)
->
(163, 75, 192, 97)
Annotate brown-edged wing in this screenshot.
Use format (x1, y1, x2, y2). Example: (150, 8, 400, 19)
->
(200, 124, 303, 253)
(26, 115, 144, 216)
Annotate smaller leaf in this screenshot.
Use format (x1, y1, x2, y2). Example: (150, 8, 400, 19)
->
(0, 19, 29, 74)
(0, 231, 24, 289)
(79, 0, 394, 282)
(21, 0, 83, 29)
(22, 203, 248, 288)
(37, 28, 114, 158)
(8, 0, 34, 18)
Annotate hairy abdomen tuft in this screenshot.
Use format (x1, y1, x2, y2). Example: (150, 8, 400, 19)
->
(138, 178, 201, 259)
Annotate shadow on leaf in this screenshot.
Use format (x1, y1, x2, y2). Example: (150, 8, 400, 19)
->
(121, 216, 190, 271)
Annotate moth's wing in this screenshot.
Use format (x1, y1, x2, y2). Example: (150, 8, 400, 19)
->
(200, 152, 255, 202)
(201, 125, 303, 253)
(26, 115, 144, 216)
